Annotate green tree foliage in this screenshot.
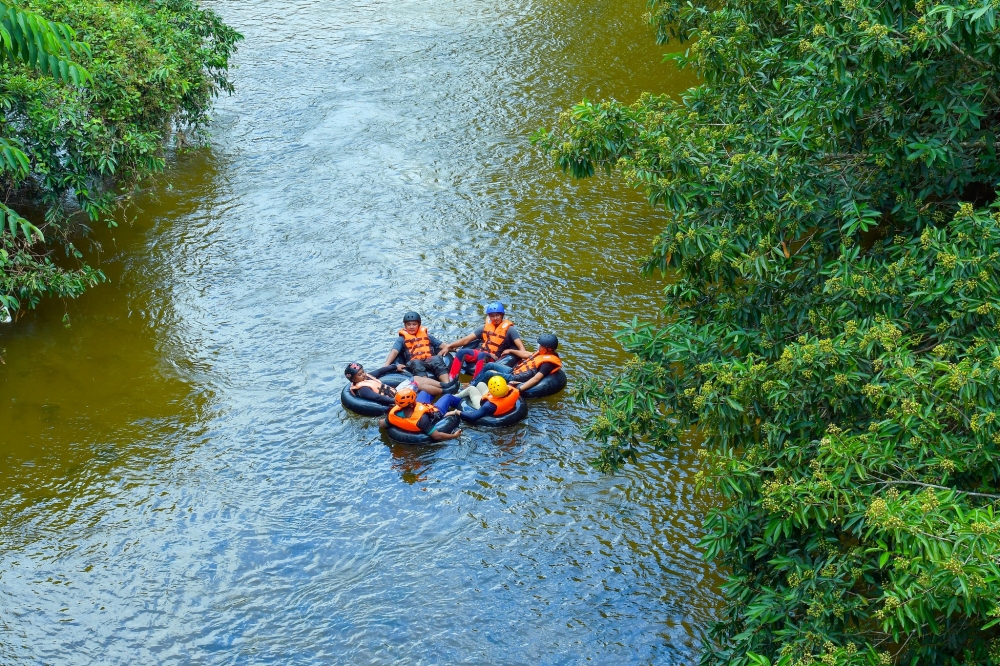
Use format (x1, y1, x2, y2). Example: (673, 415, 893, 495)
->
(1, 0, 89, 84)
(535, 0, 1000, 663)
(1, 0, 90, 315)
(1, 0, 240, 315)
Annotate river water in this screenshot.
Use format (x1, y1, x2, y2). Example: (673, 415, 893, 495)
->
(0, 1, 718, 663)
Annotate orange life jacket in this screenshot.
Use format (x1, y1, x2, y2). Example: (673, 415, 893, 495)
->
(399, 326, 433, 361)
(512, 352, 562, 377)
(479, 319, 514, 355)
(484, 387, 520, 417)
(387, 402, 440, 433)
(350, 377, 394, 398)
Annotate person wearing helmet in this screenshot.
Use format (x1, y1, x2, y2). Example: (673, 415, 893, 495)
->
(344, 362, 447, 406)
(470, 333, 562, 393)
(379, 388, 463, 441)
(384, 311, 458, 391)
(439, 302, 526, 380)
(433, 375, 522, 422)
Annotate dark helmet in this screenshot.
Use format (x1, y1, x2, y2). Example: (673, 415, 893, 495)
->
(402, 311, 421, 324)
(485, 301, 505, 315)
(538, 333, 559, 351)
(344, 362, 363, 379)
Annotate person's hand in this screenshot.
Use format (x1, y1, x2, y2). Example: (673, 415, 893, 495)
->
(437, 345, 449, 356)
(446, 409, 461, 417)
(396, 364, 406, 372)
(500, 349, 513, 357)
(509, 381, 521, 387)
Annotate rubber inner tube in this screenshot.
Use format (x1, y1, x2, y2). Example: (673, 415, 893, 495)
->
(520, 369, 567, 399)
(384, 413, 460, 445)
(369, 365, 412, 382)
(341, 367, 413, 417)
(461, 397, 528, 427)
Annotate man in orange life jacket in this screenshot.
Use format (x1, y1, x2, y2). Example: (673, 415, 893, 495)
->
(379, 388, 463, 441)
(439, 302, 526, 380)
(471, 333, 562, 393)
(383, 311, 458, 392)
(344, 363, 446, 407)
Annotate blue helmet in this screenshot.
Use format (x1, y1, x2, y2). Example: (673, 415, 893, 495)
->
(486, 301, 505, 315)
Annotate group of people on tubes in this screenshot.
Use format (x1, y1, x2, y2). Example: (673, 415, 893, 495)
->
(344, 302, 563, 441)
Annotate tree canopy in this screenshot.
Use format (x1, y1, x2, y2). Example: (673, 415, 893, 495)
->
(536, 0, 1000, 663)
(1, 0, 90, 317)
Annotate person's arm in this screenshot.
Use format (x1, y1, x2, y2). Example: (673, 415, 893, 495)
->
(428, 333, 444, 355)
(512, 371, 545, 391)
(421, 412, 462, 440)
(511, 330, 527, 354)
(440, 332, 477, 354)
(495, 329, 522, 359)
(500, 348, 532, 359)
(459, 401, 497, 422)
(357, 386, 395, 406)
(384, 336, 405, 367)
(378, 418, 388, 429)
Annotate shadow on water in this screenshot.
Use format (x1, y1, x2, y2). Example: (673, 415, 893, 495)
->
(2, 0, 720, 663)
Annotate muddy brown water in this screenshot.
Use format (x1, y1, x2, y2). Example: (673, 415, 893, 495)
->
(0, 1, 720, 663)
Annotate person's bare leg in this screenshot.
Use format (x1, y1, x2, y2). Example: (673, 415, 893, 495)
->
(413, 376, 442, 396)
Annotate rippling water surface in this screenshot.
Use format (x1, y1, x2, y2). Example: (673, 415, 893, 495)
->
(0, 0, 719, 662)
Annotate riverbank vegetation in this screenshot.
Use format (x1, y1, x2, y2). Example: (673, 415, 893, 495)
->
(537, 0, 1000, 664)
(1, 0, 240, 318)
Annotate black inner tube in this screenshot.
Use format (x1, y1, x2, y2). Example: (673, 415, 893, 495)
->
(384, 413, 460, 445)
(520, 369, 567, 399)
(461, 396, 527, 427)
(341, 367, 413, 417)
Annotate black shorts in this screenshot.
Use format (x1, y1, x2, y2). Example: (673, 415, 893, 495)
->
(407, 356, 448, 378)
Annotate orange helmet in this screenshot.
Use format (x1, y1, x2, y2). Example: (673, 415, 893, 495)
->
(395, 388, 417, 409)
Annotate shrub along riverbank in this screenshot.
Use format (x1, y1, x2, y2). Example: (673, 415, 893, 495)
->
(538, 0, 1000, 664)
(1, 0, 240, 318)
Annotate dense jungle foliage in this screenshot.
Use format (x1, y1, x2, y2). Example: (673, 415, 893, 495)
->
(0, 0, 240, 318)
(537, 0, 1000, 664)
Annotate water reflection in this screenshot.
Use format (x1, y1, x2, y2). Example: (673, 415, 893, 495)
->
(386, 442, 437, 485)
(0, 156, 217, 499)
